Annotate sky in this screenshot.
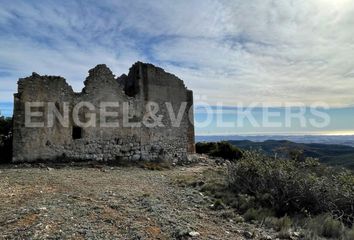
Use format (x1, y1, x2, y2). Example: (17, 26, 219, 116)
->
(0, 0, 354, 135)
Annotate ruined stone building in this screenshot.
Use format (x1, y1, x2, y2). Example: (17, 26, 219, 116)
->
(12, 62, 195, 163)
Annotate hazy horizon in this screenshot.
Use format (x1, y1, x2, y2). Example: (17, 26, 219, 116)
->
(2, 101, 354, 136)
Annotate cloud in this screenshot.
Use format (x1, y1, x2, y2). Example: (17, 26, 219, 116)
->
(154, 0, 354, 106)
(0, 0, 354, 107)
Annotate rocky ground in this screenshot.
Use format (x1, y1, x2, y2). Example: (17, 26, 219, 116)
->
(0, 159, 280, 240)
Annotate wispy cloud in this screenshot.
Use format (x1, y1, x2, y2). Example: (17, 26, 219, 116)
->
(0, 0, 354, 107)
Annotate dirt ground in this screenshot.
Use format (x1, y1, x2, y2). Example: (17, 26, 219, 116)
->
(0, 162, 274, 240)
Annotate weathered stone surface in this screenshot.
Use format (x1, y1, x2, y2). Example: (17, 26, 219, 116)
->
(12, 62, 195, 163)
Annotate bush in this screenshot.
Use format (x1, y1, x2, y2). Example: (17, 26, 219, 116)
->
(0, 116, 12, 163)
(306, 214, 345, 238)
(243, 207, 274, 222)
(195, 142, 216, 154)
(263, 216, 292, 232)
(243, 208, 260, 221)
(277, 215, 293, 232)
(0, 116, 12, 135)
(346, 227, 354, 240)
(322, 215, 344, 238)
(227, 150, 354, 227)
(196, 141, 243, 161)
(211, 199, 226, 210)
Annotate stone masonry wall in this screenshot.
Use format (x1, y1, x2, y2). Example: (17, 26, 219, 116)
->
(12, 62, 194, 163)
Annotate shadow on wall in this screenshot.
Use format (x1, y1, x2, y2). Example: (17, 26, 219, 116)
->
(0, 116, 12, 163)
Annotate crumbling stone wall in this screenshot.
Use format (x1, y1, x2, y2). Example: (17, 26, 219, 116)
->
(12, 62, 195, 163)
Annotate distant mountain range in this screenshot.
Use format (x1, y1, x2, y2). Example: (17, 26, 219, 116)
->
(196, 135, 354, 170)
(196, 135, 354, 147)
(229, 140, 354, 170)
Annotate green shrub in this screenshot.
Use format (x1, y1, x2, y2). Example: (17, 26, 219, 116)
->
(277, 215, 293, 232)
(243, 208, 260, 221)
(345, 227, 354, 240)
(0, 116, 12, 163)
(236, 194, 257, 213)
(243, 207, 274, 222)
(0, 116, 12, 135)
(227, 150, 354, 226)
(306, 214, 345, 239)
(211, 199, 226, 210)
(196, 142, 216, 154)
(263, 215, 293, 232)
(322, 215, 344, 238)
(196, 141, 243, 161)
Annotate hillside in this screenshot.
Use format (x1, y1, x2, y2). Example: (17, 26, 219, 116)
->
(229, 140, 354, 170)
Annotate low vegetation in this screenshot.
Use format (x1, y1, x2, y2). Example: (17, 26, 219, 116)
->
(227, 150, 354, 238)
(228, 151, 354, 222)
(0, 116, 12, 163)
(185, 143, 354, 239)
(196, 141, 243, 161)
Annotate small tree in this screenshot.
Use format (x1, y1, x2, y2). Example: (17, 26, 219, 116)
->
(0, 115, 13, 163)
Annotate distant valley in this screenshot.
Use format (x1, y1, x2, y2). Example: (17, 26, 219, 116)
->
(196, 135, 354, 170)
(230, 140, 354, 170)
(196, 135, 354, 147)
